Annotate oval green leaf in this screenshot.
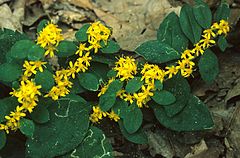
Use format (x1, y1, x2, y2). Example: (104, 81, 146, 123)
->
(157, 12, 188, 53)
(123, 103, 143, 134)
(78, 73, 99, 91)
(0, 63, 22, 82)
(179, 4, 202, 44)
(214, 0, 230, 21)
(100, 40, 120, 54)
(125, 77, 143, 93)
(198, 49, 219, 84)
(193, 0, 212, 29)
(75, 24, 91, 42)
(56, 41, 77, 57)
(152, 90, 176, 106)
(30, 106, 50, 124)
(28, 44, 45, 61)
(35, 70, 55, 91)
(153, 95, 214, 131)
(0, 131, 6, 150)
(10, 40, 35, 59)
(20, 118, 35, 138)
(135, 40, 180, 64)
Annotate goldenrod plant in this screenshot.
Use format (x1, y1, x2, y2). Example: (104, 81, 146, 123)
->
(0, 0, 231, 157)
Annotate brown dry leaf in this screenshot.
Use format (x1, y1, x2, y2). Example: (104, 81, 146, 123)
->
(39, 0, 55, 9)
(57, 10, 87, 25)
(23, 4, 46, 26)
(184, 139, 208, 158)
(93, 0, 181, 51)
(228, 103, 240, 157)
(62, 0, 93, 10)
(146, 130, 174, 158)
(0, 4, 22, 31)
(225, 80, 240, 103)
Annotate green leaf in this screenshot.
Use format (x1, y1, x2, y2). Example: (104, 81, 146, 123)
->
(218, 35, 228, 52)
(20, 118, 35, 138)
(179, 4, 202, 44)
(0, 63, 22, 82)
(26, 96, 90, 157)
(193, 0, 212, 29)
(123, 103, 143, 134)
(75, 24, 90, 42)
(30, 106, 50, 124)
(157, 12, 188, 53)
(107, 79, 123, 94)
(10, 40, 35, 59)
(37, 19, 48, 33)
(0, 131, 6, 150)
(125, 77, 143, 93)
(56, 41, 77, 57)
(119, 120, 148, 144)
(163, 74, 191, 117)
(28, 44, 45, 61)
(135, 40, 180, 64)
(199, 49, 219, 84)
(112, 99, 128, 118)
(154, 80, 163, 90)
(214, 0, 230, 21)
(78, 73, 99, 91)
(0, 97, 18, 123)
(107, 70, 117, 78)
(35, 70, 55, 91)
(99, 93, 116, 112)
(0, 29, 29, 64)
(100, 40, 120, 54)
(152, 90, 176, 106)
(89, 62, 111, 82)
(153, 95, 214, 131)
(62, 126, 113, 158)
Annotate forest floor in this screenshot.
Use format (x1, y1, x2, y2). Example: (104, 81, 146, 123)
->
(1, 0, 240, 157)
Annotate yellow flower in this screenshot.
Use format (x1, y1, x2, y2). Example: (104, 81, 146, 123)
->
(67, 61, 77, 79)
(165, 65, 178, 79)
(89, 106, 107, 123)
(9, 106, 26, 121)
(203, 29, 216, 39)
(114, 56, 137, 81)
(44, 46, 56, 57)
(37, 22, 63, 48)
(29, 61, 47, 72)
(0, 124, 9, 134)
(87, 21, 111, 47)
(134, 85, 153, 108)
(23, 61, 37, 77)
(75, 43, 90, 56)
(199, 35, 216, 49)
(192, 43, 204, 56)
(141, 63, 165, 84)
(107, 110, 120, 122)
(123, 93, 135, 104)
(181, 49, 194, 59)
(98, 78, 115, 97)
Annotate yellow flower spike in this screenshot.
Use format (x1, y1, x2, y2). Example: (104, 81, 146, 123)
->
(181, 49, 194, 60)
(76, 43, 89, 56)
(107, 110, 120, 122)
(192, 43, 204, 57)
(114, 56, 137, 81)
(217, 20, 230, 36)
(23, 61, 37, 77)
(0, 124, 9, 134)
(37, 22, 64, 49)
(165, 65, 178, 79)
(123, 93, 135, 104)
(199, 34, 216, 49)
(203, 29, 216, 39)
(29, 61, 47, 72)
(67, 61, 77, 79)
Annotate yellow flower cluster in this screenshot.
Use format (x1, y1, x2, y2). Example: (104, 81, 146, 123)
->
(99, 20, 230, 109)
(87, 21, 111, 53)
(23, 60, 47, 78)
(89, 106, 120, 123)
(0, 80, 41, 133)
(45, 21, 111, 100)
(37, 22, 64, 57)
(114, 56, 137, 81)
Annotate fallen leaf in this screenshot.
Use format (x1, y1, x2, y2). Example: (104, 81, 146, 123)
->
(93, 0, 181, 51)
